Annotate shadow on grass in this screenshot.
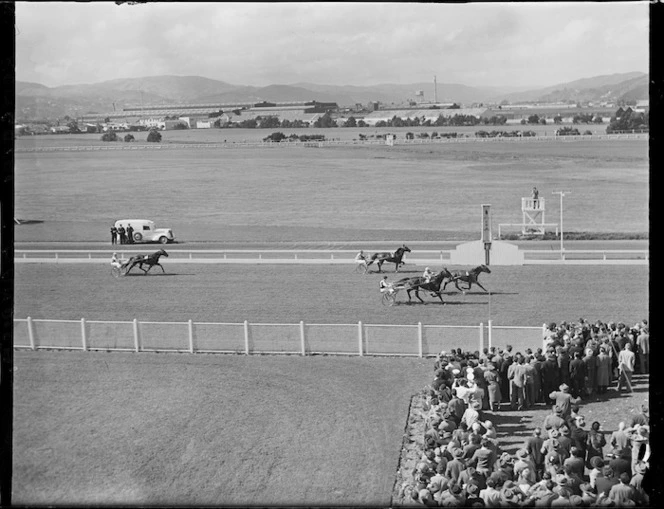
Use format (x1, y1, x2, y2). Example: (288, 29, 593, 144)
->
(394, 300, 486, 306)
(15, 219, 44, 225)
(124, 273, 192, 277)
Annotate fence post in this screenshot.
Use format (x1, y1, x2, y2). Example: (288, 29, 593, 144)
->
(81, 318, 87, 351)
(418, 322, 423, 358)
(188, 319, 194, 353)
(358, 321, 363, 356)
(479, 322, 484, 353)
(244, 320, 250, 355)
(487, 320, 492, 351)
(133, 319, 140, 352)
(27, 316, 35, 350)
(300, 321, 306, 356)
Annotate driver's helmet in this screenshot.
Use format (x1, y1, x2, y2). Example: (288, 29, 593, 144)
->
(425, 267, 430, 272)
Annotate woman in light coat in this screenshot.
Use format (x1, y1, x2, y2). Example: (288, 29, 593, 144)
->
(595, 346, 612, 394)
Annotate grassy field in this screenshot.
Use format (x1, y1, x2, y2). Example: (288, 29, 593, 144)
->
(12, 351, 434, 506)
(14, 138, 648, 241)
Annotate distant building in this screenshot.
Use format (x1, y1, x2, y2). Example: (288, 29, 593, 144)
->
(50, 125, 71, 134)
(361, 107, 490, 126)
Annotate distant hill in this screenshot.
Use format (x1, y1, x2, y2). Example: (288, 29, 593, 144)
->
(489, 72, 647, 104)
(14, 72, 648, 122)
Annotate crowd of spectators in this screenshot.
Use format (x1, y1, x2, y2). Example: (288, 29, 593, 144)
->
(404, 318, 651, 506)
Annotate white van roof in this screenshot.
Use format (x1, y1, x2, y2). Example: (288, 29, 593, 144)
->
(115, 219, 155, 226)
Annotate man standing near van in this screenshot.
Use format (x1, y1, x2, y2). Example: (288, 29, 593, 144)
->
(126, 223, 134, 244)
(110, 224, 118, 245)
(117, 224, 126, 244)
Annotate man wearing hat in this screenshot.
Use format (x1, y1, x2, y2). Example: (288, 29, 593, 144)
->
(461, 400, 482, 429)
(499, 481, 524, 507)
(439, 483, 466, 506)
(548, 383, 580, 420)
(468, 437, 496, 481)
(463, 482, 484, 506)
(447, 391, 466, 427)
(513, 449, 537, 484)
(588, 456, 605, 489)
(523, 427, 545, 480)
(543, 405, 567, 431)
(445, 448, 466, 485)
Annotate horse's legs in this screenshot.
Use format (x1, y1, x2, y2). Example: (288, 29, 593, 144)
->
(159, 263, 165, 273)
(415, 289, 425, 303)
(475, 281, 488, 292)
(377, 260, 383, 273)
(406, 289, 412, 303)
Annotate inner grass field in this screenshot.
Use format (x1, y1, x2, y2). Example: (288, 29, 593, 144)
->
(14, 137, 648, 240)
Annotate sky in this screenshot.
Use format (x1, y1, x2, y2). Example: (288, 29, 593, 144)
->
(15, 1, 649, 89)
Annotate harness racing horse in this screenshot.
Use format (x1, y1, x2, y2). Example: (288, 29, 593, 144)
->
(443, 264, 491, 293)
(393, 268, 453, 304)
(124, 249, 169, 275)
(366, 245, 411, 273)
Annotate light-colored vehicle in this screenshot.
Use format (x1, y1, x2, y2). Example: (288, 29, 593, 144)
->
(114, 219, 175, 244)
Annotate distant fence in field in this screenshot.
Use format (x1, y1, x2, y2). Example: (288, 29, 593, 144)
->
(13, 318, 546, 357)
(14, 133, 647, 153)
(14, 248, 649, 265)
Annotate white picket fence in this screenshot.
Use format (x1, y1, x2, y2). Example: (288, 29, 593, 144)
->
(14, 248, 649, 265)
(13, 317, 545, 357)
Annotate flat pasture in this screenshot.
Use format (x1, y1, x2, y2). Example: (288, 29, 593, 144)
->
(14, 138, 648, 242)
(14, 263, 648, 326)
(12, 351, 434, 506)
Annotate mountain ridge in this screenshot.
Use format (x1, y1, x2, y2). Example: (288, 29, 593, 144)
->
(15, 72, 648, 121)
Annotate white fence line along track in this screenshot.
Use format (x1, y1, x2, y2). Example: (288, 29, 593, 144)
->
(13, 317, 546, 358)
(14, 248, 648, 265)
(14, 133, 647, 153)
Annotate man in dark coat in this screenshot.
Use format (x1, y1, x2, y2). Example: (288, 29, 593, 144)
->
(117, 224, 126, 244)
(540, 353, 560, 406)
(447, 392, 466, 427)
(523, 427, 545, 480)
(110, 224, 118, 245)
(568, 351, 586, 399)
(126, 223, 135, 244)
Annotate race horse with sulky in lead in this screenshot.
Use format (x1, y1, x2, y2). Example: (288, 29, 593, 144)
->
(124, 249, 169, 275)
(443, 264, 491, 293)
(393, 268, 454, 304)
(366, 245, 411, 273)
